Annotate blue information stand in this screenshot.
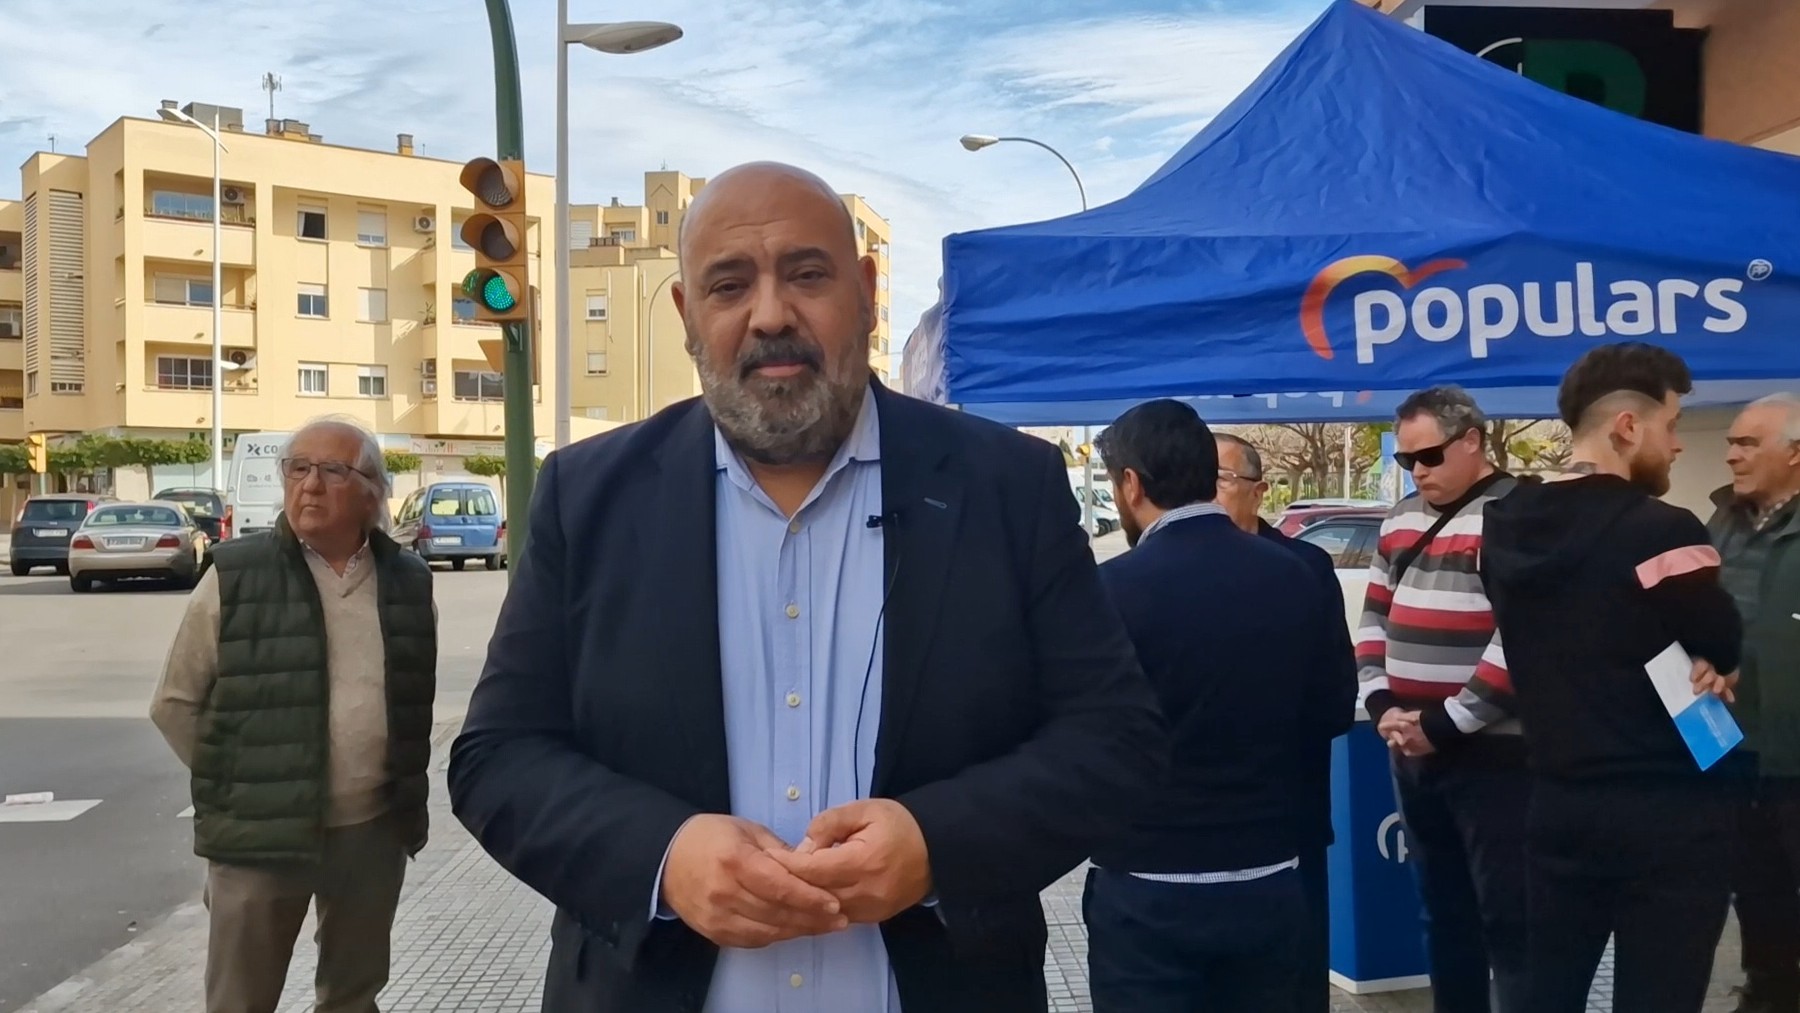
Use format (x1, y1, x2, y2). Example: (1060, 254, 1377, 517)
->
(1327, 720, 1430, 993)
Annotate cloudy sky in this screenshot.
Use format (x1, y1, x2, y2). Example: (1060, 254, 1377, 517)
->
(0, 0, 1327, 351)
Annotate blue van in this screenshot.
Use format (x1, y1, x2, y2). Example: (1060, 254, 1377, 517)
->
(392, 481, 504, 571)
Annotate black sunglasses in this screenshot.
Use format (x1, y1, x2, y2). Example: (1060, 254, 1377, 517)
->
(1394, 429, 1474, 471)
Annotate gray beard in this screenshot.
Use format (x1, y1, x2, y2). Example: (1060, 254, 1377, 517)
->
(694, 344, 869, 466)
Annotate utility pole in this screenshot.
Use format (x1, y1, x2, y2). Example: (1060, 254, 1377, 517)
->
(480, 0, 536, 565)
(262, 72, 283, 122)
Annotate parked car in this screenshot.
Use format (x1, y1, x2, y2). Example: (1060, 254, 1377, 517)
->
(67, 501, 211, 593)
(1293, 513, 1383, 636)
(392, 481, 505, 571)
(152, 487, 230, 544)
(1274, 498, 1391, 536)
(10, 494, 114, 576)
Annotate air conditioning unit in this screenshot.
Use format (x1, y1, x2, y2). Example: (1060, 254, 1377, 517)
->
(221, 186, 245, 204)
(420, 359, 437, 378)
(227, 349, 251, 368)
(420, 378, 438, 398)
(413, 215, 436, 233)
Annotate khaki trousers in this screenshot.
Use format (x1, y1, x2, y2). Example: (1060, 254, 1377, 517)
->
(202, 815, 408, 1013)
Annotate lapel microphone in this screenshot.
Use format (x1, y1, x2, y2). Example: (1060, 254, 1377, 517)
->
(865, 507, 906, 530)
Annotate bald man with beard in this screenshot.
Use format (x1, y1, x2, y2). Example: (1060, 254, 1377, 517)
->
(448, 162, 1166, 1013)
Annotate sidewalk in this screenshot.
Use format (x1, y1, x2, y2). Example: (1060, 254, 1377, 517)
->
(22, 722, 1750, 1013)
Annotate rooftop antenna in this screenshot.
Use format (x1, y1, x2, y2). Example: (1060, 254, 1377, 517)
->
(47, 134, 55, 153)
(261, 72, 283, 121)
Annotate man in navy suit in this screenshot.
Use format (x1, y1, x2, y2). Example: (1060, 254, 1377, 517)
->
(447, 161, 1165, 1013)
(1086, 402, 1353, 1013)
(1215, 433, 1357, 1012)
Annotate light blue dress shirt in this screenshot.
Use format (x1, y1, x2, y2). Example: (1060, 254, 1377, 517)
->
(695, 389, 899, 1012)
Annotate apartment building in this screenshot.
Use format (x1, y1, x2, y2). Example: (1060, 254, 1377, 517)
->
(0, 113, 897, 513)
(565, 171, 894, 424)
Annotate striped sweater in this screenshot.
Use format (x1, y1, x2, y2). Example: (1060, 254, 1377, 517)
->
(1357, 474, 1520, 748)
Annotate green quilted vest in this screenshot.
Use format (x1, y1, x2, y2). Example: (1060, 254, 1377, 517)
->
(191, 515, 436, 865)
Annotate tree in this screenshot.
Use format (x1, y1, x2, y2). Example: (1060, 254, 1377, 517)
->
(0, 444, 26, 476)
(383, 451, 422, 476)
(464, 453, 508, 496)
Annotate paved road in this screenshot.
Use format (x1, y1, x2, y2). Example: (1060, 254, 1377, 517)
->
(0, 563, 506, 1012)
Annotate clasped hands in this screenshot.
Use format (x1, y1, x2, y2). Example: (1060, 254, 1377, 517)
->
(1378, 707, 1435, 757)
(659, 799, 933, 950)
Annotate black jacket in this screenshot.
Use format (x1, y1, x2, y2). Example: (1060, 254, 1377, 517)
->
(1096, 513, 1354, 873)
(448, 385, 1166, 1013)
(1482, 475, 1743, 781)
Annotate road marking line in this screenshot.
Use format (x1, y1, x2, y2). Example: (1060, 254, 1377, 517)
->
(0, 799, 102, 823)
(177, 806, 194, 818)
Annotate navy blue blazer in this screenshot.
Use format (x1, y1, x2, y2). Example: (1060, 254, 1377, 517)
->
(448, 384, 1165, 1013)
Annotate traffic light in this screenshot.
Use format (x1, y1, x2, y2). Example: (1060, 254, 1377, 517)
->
(458, 156, 529, 323)
(26, 433, 47, 474)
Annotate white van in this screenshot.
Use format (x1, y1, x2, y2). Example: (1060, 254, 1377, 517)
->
(226, 432, 293, 538)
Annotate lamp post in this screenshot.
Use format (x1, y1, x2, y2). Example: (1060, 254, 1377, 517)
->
(641, 268, 678, 418)
(960, 133, 1098, 534)
(554, 13, 683, 447)
(157, 104, 228, 490)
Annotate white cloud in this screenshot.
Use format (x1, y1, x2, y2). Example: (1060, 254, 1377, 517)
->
(0, 0, 1323, 357)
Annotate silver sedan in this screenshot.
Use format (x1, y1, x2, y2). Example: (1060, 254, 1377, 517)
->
(67, 501, 210, 593)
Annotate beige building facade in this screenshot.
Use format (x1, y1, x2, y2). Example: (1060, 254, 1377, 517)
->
(0, 107, 892, 514)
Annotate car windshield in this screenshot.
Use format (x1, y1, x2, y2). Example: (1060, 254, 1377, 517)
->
(154, 491, 220, 516)
(22, 500, 88, 522)
(87, 506, 183, 528)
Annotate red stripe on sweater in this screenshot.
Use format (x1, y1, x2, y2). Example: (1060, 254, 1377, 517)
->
(1384, 676, 1462, 700)
(1378, 531, 1484, 558)
(1388, 603, 1496, 633)
(1473, 658, 1513, 695)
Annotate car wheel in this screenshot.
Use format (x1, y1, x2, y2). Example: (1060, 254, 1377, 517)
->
(9, 561, 27, 577)
(451, 558, 466, 572)
(485, 555, 501, 571)
(70, 574, 93, 593)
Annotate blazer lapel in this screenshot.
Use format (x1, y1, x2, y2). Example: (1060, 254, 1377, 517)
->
(872, 388, 963, 795)
(648, 404, 731, 813)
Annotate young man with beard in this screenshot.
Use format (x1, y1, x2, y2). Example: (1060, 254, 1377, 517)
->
(448, 162, 1166, 1013)
(1481, 342, 1744, 1013)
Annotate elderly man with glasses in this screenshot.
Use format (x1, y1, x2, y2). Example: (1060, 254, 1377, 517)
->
(1357, 385, 1528, 1013)
(151, 416, 437, 1013)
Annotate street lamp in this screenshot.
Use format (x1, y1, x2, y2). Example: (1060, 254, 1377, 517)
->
(961, 132, 1098, 534)
(641, 269, 678, 418)
(554, 13, 683, 447)
(158, 103, 228, 491)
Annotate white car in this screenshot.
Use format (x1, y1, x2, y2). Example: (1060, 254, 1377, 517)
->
(1293, 513, 1382, 634)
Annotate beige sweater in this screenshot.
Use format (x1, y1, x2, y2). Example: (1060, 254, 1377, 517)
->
(150, 547, 406, 828)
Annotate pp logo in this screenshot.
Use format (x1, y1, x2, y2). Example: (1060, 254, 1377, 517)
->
(1377, 812, 1410, 863)
(1749, 260, 1775, 282)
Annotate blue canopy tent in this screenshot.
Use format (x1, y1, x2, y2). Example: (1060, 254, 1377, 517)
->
(905, 0, 1800, 425)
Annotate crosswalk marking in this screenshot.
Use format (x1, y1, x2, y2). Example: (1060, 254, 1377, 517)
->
(0, 799, 102, 823)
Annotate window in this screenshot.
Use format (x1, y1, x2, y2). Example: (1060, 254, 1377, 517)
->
(0, 304, 20, 338)
(51, 381, 82, 394)
(569, 220, 593, 250)
(656, 210, 670, 225)
(879, 306, 889, 321)
(452, 369, 505, 402)
(297, 205, 327, 240)
(155, 355, 213, 391)
(25, 371, 37, 396)
(297, 362, 327, 395)
(358, 287, 389, 323)
(609, 228, 636, 243)
(357, 365, 388, 398)
(585, 351, 608, 375)
(452, 296, 479, 324)
(1297, 522, 1375, 571)
(585, 295, 608, 321)
(297, 283, 328, 318)
(855, 220, 867, 240)
(451, 224, 473, 251)
(877, 273, 889, 291)
(585, 406, 609, 420)
(153, 276, 213, 307)
(356, 210, 387, 246)
(150, 191, 214, 221)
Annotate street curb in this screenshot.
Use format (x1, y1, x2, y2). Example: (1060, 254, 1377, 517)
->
(20, 903, 207, 1013)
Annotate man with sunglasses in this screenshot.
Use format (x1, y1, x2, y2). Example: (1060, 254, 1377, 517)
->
(1358, 386, 1528, 1013)
(152, 417, 437, 1013)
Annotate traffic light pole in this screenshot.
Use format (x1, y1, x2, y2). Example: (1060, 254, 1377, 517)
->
(481, 0, 536, 570)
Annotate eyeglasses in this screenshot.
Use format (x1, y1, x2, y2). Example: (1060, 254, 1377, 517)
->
(280, 458, 369, 486)
(1218, 469, 1264, 485)
(1393, 430, 1472, 471)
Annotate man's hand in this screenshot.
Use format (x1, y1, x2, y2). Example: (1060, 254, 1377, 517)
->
(1378, 708, 1435, 757)
(767, 799, 932, 924)
(660, 814, 848, 949)
(1692, 659, 1740, 704)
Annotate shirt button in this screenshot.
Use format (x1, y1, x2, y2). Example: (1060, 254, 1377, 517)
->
(790, 973, 804, 988)
(785, 603, 800, 619)
(788, 520, 801, 534)
(786, 785, 801, 801)
(786, 692, 801, 708)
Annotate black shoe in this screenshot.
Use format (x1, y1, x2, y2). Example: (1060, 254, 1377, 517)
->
(1733, 984, 1800, 1013)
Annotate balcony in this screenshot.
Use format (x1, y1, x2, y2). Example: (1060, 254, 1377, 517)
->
(142, 303, 256, 347)
(139, 216, 255, 267)
(129, 385, 262, 429)
(0, 339, 20, 372)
